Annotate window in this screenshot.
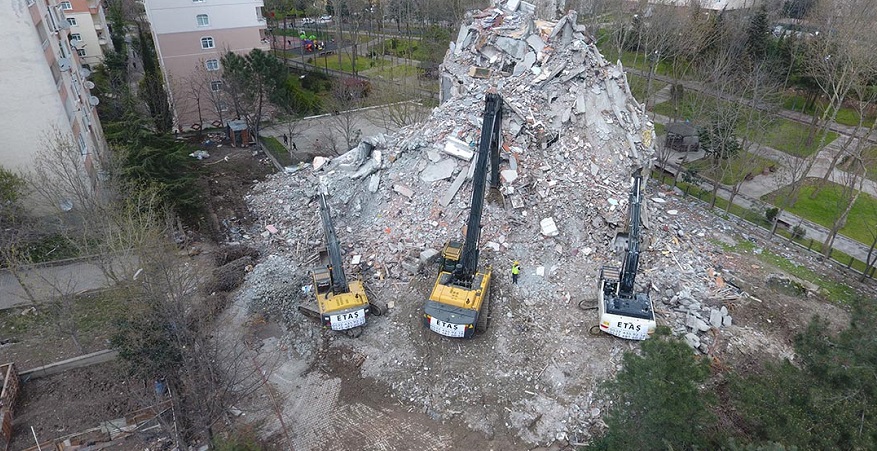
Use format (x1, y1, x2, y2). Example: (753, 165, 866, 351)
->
(78, 134, 88, 156)
(205, 59, 219, 71)
(210, 80, 222, 92)
(66, 17, 77, 26)
(60, 1, 72, 9)
(70, 33, 81, 41)
(77, 48, 86, 57)
(200, 36, 214, 49)
(192, 0, 204, 3)
(196, 14, 209, 26)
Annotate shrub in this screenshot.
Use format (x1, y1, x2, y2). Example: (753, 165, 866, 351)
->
(792, 225, 806, 239)
(765, 207, 779, 223)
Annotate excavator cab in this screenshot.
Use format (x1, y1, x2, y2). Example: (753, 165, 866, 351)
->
(440, 240, 463, 273)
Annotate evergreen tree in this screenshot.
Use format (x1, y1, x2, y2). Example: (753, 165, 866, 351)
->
(588, 330, 715, 450)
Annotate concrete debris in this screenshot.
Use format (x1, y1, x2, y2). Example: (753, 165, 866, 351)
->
(420, 159, 457, 182)
(230, 2, 762, 446)
(540, 217, 559, 237)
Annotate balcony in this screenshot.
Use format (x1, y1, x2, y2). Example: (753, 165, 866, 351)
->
(94, 23, 103, 30)
(98, 38, 108, 46)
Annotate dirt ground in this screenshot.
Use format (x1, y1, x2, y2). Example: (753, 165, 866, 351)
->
(8, 362, 151, 451)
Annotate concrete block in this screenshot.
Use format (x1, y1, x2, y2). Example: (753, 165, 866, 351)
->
(540, 217, 559, 237)
(419, 249, 440, 265)
(501, 169, 518, 184)
(443, 137, 475, 161)
(393, 184, 414, 199)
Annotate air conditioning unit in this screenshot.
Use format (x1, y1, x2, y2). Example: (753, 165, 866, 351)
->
(58, 57, 72, 71)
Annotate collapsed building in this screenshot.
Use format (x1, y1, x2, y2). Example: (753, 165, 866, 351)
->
(237, 1, 742, 446)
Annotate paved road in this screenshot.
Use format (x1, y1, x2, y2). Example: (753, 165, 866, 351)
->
(0, 260, 119, 310)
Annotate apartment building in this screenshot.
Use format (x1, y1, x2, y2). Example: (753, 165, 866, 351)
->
(1, 0, 108, 202)
(58, 0, 114, 68)
(142, 0, 270, 130)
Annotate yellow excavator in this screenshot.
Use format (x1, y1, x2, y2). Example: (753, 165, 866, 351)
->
(423, 93, 503, 338)
(301, 191, 386, 338)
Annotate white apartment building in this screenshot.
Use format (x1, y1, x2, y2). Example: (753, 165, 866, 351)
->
(142, 0, 270, 130)
(58, 0, 114, 68)
(1, 0, 108, 205)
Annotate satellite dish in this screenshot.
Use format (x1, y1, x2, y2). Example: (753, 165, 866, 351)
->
(59, 199, 74, 212)
(84, 80, 95, 89)
(58, 57, 71, 71)
(71, 40, 83, 49)
(80, 68, 92, 78)
(88, 96, 100, 106)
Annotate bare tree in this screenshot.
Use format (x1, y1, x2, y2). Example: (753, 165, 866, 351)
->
(326, 78, 368, 150)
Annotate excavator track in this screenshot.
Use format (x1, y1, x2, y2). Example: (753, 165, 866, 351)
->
(475, 288, 491, 335)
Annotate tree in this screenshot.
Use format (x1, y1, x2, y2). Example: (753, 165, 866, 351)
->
(221, 49, 288, 139)
(588, 330, 715, 450)
(746, 6, 771, 61)
(137, 23, 174, 133)
(732, 300, 877, 449)
(326, 77, 370, 150)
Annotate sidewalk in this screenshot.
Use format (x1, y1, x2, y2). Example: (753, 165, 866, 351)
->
(648, 107, 876, 266)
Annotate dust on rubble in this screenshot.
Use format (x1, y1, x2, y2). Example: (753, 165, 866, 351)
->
(224, 2, 863, 449)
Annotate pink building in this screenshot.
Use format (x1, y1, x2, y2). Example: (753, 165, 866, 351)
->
(142, 0, 270, 131)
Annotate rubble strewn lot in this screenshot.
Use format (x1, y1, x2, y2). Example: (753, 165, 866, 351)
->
(230, 3, 859, 448)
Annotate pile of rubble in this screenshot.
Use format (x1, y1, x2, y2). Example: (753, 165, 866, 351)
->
(235, 1, 744, 445)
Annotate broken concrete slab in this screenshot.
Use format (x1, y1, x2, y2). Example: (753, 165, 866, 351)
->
(420, 159, 457, 182)
(393, 184, 414, 199)
(443, 137, 475, 161)
(501, 169, 518, 184)
(441, 166, 470, 207)
(526, 34, 545, 53)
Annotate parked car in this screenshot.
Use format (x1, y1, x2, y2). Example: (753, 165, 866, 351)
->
(319, 15, 332, 23)
(301, 17, 316, 24)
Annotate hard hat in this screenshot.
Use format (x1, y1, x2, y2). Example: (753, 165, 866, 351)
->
(513, 261, 519, 265)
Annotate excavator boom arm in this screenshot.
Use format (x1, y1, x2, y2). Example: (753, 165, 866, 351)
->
(620, 169, 643, 295)
(319, 193, 349, 294)
(459, 93, 503, 280)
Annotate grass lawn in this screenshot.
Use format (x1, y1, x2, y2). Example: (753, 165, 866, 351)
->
(762, 178, 877, 245)
(381, 37, 428, 61)
(261, 135, 294, 166)
(782, 93, 876, 128)
(363, 62, 419, 80)
(757, 118, 838, 157)
(838, 146, 877, 182)
(714, 238, 858, 304)
(653, 122, 666, 136)
(0, 289, 129, 356)
(626, 74, 667, 105)
(308, 52, 370, 72)
(686, 153, 777, 185)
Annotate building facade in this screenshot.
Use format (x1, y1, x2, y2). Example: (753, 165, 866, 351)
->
(1, 0, 108, 201)
(142, 0, 270, 131)
(58, 0, 114, 68)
